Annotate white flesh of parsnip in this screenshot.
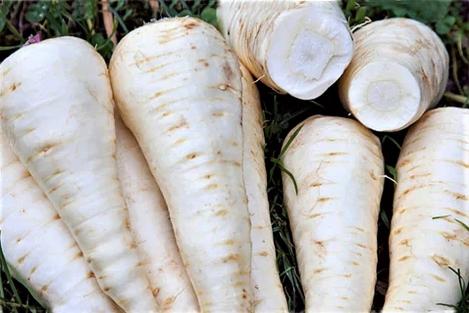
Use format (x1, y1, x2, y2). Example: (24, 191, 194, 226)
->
(0, 132, 119, 313)
(339, 18, 449, 132)
(110, 18, 251, 312)
(282, 116, 384, 312)
(114, 114, 199, 312)
(239, 66, 288, 313)
(0, 37, 157, 312)
(218, 0, 353, 100)
(383, 107, 469, 312)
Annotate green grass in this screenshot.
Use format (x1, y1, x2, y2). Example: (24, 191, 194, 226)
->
(0, 0, 468, 312)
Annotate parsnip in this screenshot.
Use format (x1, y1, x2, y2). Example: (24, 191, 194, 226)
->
(239, 66, 288, 313)
(0, 37, 157, 312)
(0, 132, 119, 313)
(114, 114, 199, 312)
(282, 116, 384, 312)
(110, 18, 251, 312)
(339, 18, 449, 132)
(383, 107, 469, 311)
(217, 0, 353, 100)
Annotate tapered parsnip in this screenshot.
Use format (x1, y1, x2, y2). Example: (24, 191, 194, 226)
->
(282, 116, 384, 312)
(339, 18, 449, 132)
(383, 107, 469, 312)
(0, 132, 119, 313)
(0, 37, 157, 312)
(218, 0, 353, 100)
(239, 66, 288, 313)
(114, 114, 199, 312)
(110, 18, 251, 312)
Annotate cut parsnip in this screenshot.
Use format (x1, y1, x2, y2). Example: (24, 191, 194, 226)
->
(0, 37, 157, 312)
(218, 0, 353, 100)
(115, 114, 199, 312)
(282, 116, 384, 312)
(339, 18, 449, 132)
(240, 66, 288, 313)
(0, 132, 119, 313)
(383, 107, 469, 311)
(110, 18, 251, 312)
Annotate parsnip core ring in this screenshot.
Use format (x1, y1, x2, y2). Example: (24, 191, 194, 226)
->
(347, 61, 421, 132)
(266, 7, 353, 100)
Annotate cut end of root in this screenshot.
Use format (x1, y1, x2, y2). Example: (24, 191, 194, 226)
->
(345, 61, 421, 132)
(266, 7, 353, 100)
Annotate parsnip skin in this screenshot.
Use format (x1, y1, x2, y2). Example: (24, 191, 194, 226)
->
(240, 66, 288, 313)
(0, 132, 119, 313)
(383, 108, 469, 312)
(115, 114, 199, 312)
(339, 18, 449, 132)
(0, 37, 157, 312)
(282, 116, 384, 312)
(218, 0, 353, 100)
(110, 18, 252, 312)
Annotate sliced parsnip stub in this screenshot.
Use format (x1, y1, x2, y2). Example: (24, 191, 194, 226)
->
(339, 18, 449, 132)
(115, 114, 199, 312)
(110, 17, 252, 312)
(240, 66, 288, 313)
(218, 0, 353, 100)
(383, 107, 469, 312)
(0, 132, 119, 313)
(282, 116, 384, 312)
(0, 37, 157, 313)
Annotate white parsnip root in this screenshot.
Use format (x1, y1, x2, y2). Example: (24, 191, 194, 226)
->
(240, 66, 288, 313)
(110, 18, 252, 312)
(383, 107, 469, 312)
(218, 0, 353, 100)
(0, 37, 157, 312)
(339, 18, 449, 132)
(0, 132, 119, 313)
(115, 114, 199, 312)
(282, 116, 384, 312)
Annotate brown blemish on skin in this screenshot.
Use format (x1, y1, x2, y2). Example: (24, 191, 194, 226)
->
(352, 261, 359, 266)
(17, 254, 28, 264)
(30, 266, 37, 275)
(74, 251, 84, 260)
(328, 152, 346, 156)
(186, 153, 198, 160)
(447, 208, 467, 217)
(441, 232, 457, 241)
(432, 275, 446, 282)
(87, 271, 95, 278)
(206, 183, 219, 190)
(309, 182, 322, 188)
(223, 62, 233, 81)
(398, 256, 411, 262)
(223, 239, 235, 246)
(446, 190, 467, 201)
(399, 239, 411, 247)
(41, 285, 49, 293)
(215, 209, 228, 217)
(392, 227, 403, 236)
(53, 214, 60, 220)
(162, 297, 175, 307)
(104, 287, 111, 292)
(343, 274, 352, 278)
(166, 119, 188, 133)
(355, 243, 367, 249)
(309, 213, 323, 219)
(212, 111, 225, 117)
(317, 197, 333, 203)
(9, 82, 21, 92)
(313, 268, 325, 274)
(354, 227, 365, 232)
(183, 20, 199, 30)
(222, 254, 239, 263)
(432, 255, 450, 267)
